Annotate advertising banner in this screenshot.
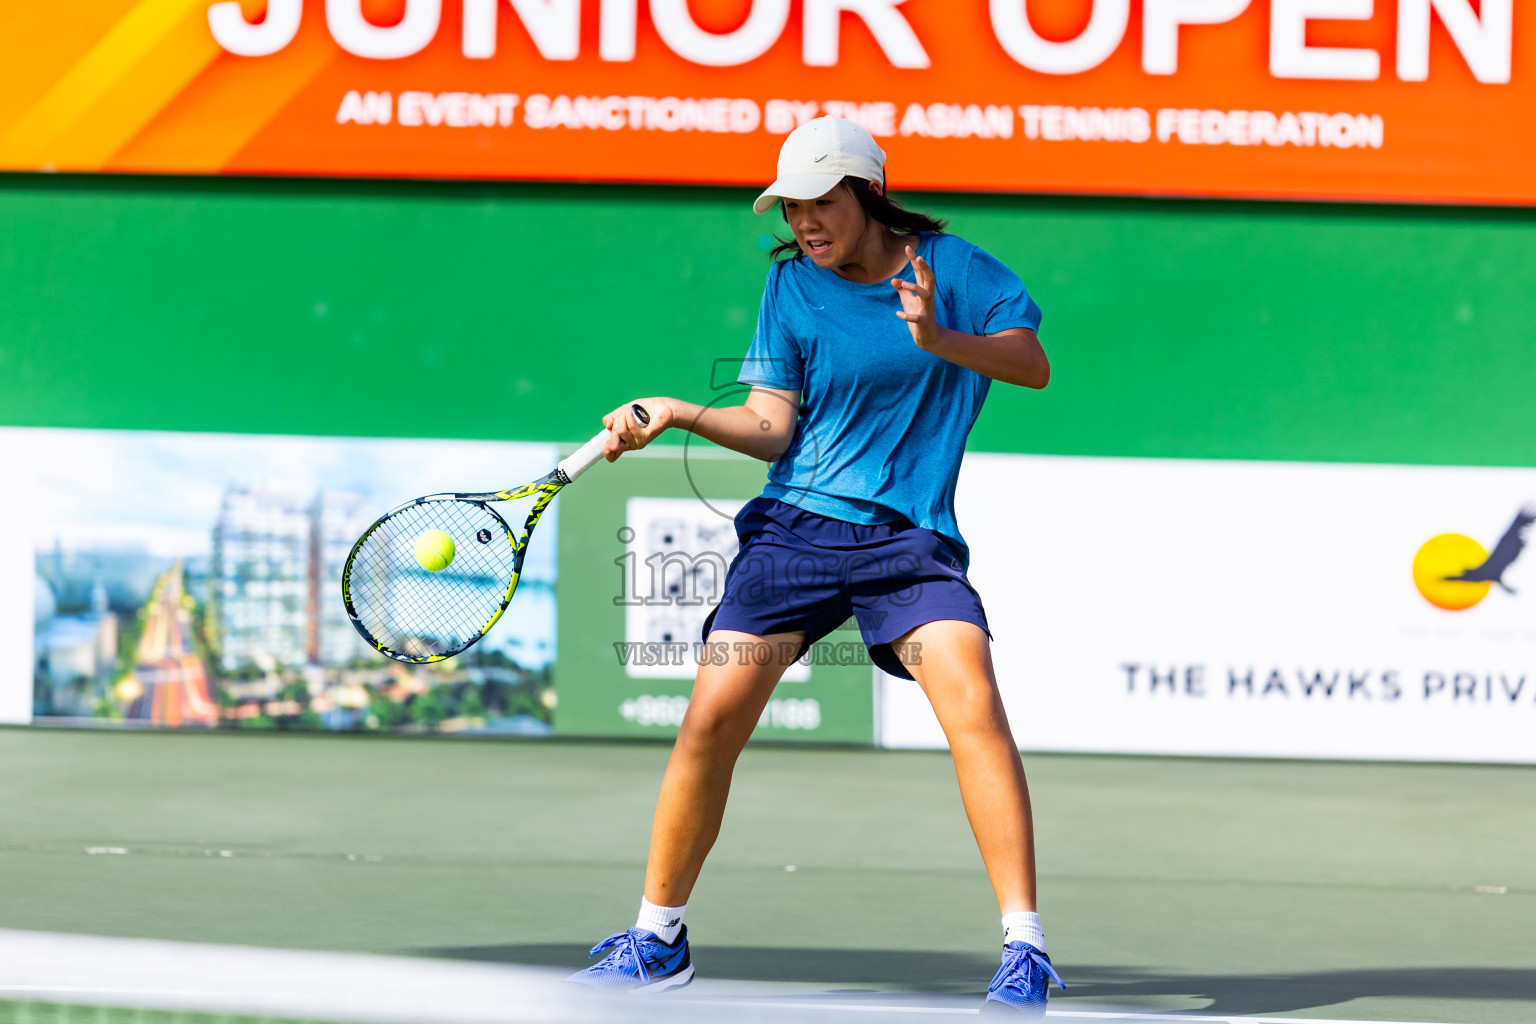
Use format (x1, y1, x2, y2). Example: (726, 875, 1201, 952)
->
(8, 428, 559, 734)
(879, 453, 1536, 763)
(555, 448, 875, 743)
(2, 426, 871, 742)
(0, 0, 1530, 203)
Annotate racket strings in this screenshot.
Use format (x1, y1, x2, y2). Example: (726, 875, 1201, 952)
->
(350, 501, 521, 659)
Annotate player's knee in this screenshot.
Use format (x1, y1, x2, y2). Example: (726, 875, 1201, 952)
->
(676, 698, 754, 758)
(936, 677, 1006, 734)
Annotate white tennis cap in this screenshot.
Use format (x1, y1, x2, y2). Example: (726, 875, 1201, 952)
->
(753, 117, 886, 215)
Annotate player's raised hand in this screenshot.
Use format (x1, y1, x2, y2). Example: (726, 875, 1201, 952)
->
(602, 399, 668, 461)
(892, 244, 939, 349)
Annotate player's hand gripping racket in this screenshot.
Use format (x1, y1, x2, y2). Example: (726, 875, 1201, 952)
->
(342, 404, 650, 663)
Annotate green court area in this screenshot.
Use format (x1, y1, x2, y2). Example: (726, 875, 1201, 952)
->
(0, 728, 1532, 1023)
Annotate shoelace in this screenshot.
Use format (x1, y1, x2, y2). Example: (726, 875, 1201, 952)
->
(588, 929, 654, 982)
(989, 943, 1066, 994)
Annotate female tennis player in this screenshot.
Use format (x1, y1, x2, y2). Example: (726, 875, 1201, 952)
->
(569, 117, 1059, 1016)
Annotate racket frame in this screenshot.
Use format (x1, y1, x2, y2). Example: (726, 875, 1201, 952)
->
(340, 475, 563, 664)
(339, 404, 647, 665)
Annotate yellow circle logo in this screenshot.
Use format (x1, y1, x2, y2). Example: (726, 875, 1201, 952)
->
(1412, 534, 1492, 610)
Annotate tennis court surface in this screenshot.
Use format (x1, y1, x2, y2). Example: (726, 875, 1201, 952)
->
(1, 728, 1531, 1024)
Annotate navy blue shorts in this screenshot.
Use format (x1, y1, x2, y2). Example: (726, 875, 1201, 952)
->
(700, 496, 990, 680)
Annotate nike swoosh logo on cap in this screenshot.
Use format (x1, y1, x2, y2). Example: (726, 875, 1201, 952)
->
(813, 154, 828, 162)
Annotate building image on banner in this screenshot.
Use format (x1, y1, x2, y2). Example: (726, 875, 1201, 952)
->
(14, 429, 558, 734)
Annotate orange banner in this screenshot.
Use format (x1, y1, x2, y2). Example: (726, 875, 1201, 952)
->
(0, 0, 1530, 203)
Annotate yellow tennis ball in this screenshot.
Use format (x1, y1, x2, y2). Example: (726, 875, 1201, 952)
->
(414, 529, 455, 572)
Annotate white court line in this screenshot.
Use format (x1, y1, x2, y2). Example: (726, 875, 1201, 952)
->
(0, 986, 247, 997)
(688, 1003, 973, 1016)
(0, 986, 1474, 1024)
(689, 1001, 1468, 1024)
(0, 930, 1472, 1024)
(0, 929, 728, 1024)
(1050, 1012, 1469, 1024)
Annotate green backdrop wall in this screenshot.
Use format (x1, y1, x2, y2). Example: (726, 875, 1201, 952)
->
(3, 174, 1535, 467)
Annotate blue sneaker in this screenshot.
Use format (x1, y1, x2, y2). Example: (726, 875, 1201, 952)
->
(567, 927, 694, 992)
(982, 941, 1064, 1017)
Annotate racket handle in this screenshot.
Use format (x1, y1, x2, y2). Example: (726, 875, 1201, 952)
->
(556, 404, 651, 484)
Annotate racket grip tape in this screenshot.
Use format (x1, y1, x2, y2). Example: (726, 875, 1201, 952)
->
(556, 403, 651, 484)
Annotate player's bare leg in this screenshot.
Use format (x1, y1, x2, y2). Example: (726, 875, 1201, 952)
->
(899, 618, 1037, 914)
(643, 629, 807, 906)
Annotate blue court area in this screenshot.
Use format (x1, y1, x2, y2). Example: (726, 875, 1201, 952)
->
(0, 728, 1531, 1024)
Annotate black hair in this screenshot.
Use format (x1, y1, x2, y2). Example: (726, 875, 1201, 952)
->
(768, 177, 947, 261)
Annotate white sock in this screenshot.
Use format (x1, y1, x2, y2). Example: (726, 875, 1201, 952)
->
(636, 897, 686, 945)
(1002, 911, 1045, 952)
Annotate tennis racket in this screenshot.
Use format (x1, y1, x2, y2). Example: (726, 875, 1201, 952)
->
(342, 404, 649, 664)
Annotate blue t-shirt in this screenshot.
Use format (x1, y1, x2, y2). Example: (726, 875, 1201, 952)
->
(739, 231, 1041, 566)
